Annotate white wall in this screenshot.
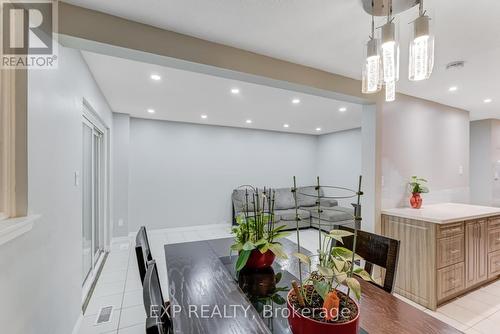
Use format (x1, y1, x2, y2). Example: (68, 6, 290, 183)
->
(317, 128, 362, 207)
(112, 113, 130, 237)
(0, 46, 112, 334)
(470, 120, 493, 206)
(470, 119, 500, 207)
(128, 118, 321, 232)
(491, 120, 500, 206)
(381, 95, 470, 209)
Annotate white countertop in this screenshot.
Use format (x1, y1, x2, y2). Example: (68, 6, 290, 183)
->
(382, 203, 500, 224)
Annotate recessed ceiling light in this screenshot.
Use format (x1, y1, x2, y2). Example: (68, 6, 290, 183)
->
(150, 74, 161, 81)
(315, 127, 322, 132)
(231, 88, 240, 94)
(339, 107, 347, 112)
(484, 98, 492, 103)
(201, 114, 208, 119)
(283, 124, 290, 128)
(292, 98, 301, 104)
(147, 108, 155, 114)
(448, 86, 458, 92)
(246, 119, 252, 124)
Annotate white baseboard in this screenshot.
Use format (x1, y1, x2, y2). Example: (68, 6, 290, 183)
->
(72, 312, 83, 334)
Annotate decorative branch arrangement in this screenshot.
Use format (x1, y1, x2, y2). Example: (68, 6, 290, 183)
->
(231, 187, 290, 271)
(288, 176, 372, 328)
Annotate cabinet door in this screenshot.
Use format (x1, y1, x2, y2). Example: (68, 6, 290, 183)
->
(477, 220, 488, 283)
(437, 235, 464, 269)
(488, 228, 500, 253)
(489, 250, 500, 278)
(466, 221, 488, 288)
(437, 262, 465, 302)
(465, 222, 476, 287)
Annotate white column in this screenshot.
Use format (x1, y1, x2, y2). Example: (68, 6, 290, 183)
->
(361, 104, 381, 232)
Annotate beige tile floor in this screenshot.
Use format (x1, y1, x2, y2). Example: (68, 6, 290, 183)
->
(79, 226, 500, 334)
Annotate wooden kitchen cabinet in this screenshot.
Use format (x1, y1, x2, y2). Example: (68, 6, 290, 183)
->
(489, 250, 500, 277)
(437, 262, 465, 301)
(437, 234, 464, 269)
(465, 220, 488, 288)
(382, 204, 500, 310)
(489, 227, 500, 253)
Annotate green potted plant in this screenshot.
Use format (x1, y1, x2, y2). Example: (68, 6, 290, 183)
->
(286, 176, 372, 334)
(230, 188, 290, 271)
(408, 176, 429, 209)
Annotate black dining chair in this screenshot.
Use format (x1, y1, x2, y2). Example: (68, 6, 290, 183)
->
(135, 226, 153, 283)
(339, 226, 400, 293)
(143, 260, 171, 333)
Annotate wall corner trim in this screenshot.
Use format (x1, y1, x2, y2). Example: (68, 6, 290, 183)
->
(0, 214, 40, 246)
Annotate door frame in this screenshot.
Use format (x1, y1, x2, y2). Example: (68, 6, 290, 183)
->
(81, 99, 111, 302)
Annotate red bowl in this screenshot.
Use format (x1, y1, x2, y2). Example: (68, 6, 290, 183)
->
(286, 289, 360, 334)
(245, 249, 276, 269)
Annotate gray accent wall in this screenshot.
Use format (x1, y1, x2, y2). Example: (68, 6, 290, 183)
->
(111, 116, 367, 234)
(127, 118, 320, 232)
(317, 128, 362, 207)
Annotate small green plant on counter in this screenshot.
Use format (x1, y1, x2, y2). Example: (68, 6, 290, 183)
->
(408, 176, 429, 194)
(231, 188, 290, 271)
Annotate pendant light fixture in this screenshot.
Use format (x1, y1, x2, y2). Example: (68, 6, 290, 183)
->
(359, 0, 435, 100)
(381, 0, 399, 84)
(385, 80, 395, 102)
(408, 0, 434, 81)
(381, 0, 399, 102)
(362, 13, 382, 94)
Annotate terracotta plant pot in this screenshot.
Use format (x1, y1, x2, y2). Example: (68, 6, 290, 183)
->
(245, 249, 276, 269)
(410, 192, 423, 209)
(286, 289, 360, 334)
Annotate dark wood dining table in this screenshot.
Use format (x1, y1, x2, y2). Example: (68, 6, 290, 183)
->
(164, 237, 463, 334)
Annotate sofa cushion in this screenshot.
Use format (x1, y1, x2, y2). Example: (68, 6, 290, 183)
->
(296, 186, 320, 207)
(274, 187, 295, 210)
(277, 218, 310, 230)
(232, 188, 256, 213)
(275, 209, 310, 221)
(319, 198, 338, 207)
(308, 206, 354, 222)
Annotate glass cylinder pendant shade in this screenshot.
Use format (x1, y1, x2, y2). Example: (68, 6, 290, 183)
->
(381, 21, 400, 83)
(385, 80, 396, 102)
(362, 38, 382, 94)
(409, 15, 434, 81)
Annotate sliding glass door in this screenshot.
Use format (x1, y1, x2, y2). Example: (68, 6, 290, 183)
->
(82, 117, 104, 285)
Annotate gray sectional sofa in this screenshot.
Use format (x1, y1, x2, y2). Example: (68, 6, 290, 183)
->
(231, 186, 358, 231)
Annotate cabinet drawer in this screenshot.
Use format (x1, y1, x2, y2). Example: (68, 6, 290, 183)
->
(488, 251, 500, 278)
(489, 217, 500, 230)
(437, 262, 465, 301)
(437, 223, 464, 239)
(437, 235, 464, 268)
(489, 228, 500, 253)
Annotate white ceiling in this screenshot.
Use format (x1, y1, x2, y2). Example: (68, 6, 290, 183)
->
(67, 0, 500, 120)
(82, 51, 362, 135)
